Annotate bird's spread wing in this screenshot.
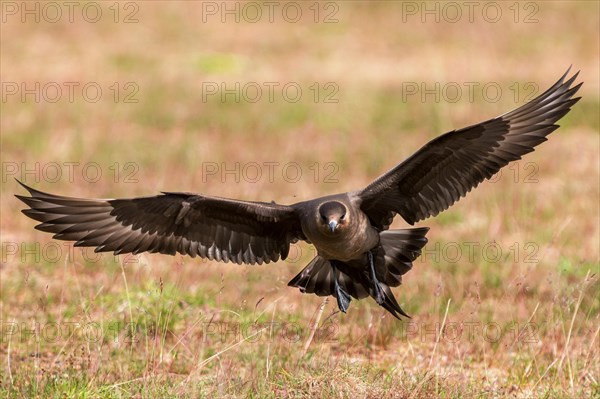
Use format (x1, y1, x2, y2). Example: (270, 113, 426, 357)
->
(359, 69, 582, 228)
(16, 181, 304, 265)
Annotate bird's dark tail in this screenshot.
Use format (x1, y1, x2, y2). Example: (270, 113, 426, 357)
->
(287, 227, 429, 319)
(375, 227, 430, 288)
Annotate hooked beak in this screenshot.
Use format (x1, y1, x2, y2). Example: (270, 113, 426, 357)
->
(328, 220, 338, 233)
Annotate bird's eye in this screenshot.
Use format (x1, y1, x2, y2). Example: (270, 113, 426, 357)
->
(340, 214, 346, 220)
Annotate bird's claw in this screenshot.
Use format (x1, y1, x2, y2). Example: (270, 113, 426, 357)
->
(332, 262, 351, 313)
(373, 283, 385, 305)
(367, 250, 385, 304)
(335, 285, 351, 313)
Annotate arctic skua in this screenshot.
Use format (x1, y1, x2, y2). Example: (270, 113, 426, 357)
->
(16, 69, 582, 319)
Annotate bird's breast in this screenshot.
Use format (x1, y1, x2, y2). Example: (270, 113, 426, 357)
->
(303, 215, 379, 263)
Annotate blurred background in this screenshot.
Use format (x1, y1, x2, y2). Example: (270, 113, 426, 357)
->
(1, 1, 598, 397)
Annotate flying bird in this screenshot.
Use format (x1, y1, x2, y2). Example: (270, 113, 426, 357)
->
(16, 69, 582, 319)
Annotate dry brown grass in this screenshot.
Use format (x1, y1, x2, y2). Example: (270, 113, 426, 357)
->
(1, 1, 599, 398)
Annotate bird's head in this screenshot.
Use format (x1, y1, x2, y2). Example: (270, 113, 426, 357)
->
(317, 201, 348, 235)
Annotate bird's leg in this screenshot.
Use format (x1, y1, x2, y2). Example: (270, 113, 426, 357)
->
(368, 250, 386, 305)
(331, 263, 351, 313)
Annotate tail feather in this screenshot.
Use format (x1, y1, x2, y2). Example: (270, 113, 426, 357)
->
(378, 227, 429, 287)
(337, 267, 370, 299)
(378, 284, 410, 319)
(287, 257, 370, 299)
(288, 256, 333, 296)
(288, 227, 429, 319)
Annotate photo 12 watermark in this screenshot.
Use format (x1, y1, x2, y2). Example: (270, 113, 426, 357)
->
(1, 240, 142, 267)
(0, 319, 540, 346)
(418, 240, 540, 264)
(1, 81, 140, 104)
(200, 161, 339, 184)
(399, 2, 540, 24)
(0, 238, 541, 269)
(199, 1, 340, 24)
(400, 80, 539, 104)
(2, 161, 140, 184)
(201, 81, 339, 104)
(1, 1, 140, 24)
(0, 239, 320, 267)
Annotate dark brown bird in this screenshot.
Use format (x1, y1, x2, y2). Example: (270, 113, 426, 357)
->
(16, 69, 582, 319)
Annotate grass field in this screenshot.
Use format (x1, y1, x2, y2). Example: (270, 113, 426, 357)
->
(1, 1, 599, 398)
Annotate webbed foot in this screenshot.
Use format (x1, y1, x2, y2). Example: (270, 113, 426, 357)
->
(332, 263, 351, 313)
